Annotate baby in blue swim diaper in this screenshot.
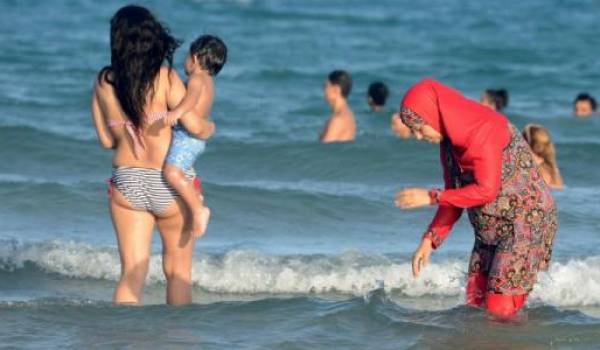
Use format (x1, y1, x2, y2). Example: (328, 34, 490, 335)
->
(163, 35, 227, 237)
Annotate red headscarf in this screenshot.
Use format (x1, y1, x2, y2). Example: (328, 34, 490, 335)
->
(400, 78, 510, 155)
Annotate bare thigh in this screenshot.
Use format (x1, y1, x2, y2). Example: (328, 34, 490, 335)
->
(156, 198, 196, 275)
(110, 189, 155, 284)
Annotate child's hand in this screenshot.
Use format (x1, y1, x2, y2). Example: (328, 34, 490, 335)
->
(197, 121, 216, 140)
(165, 111, 182, 127)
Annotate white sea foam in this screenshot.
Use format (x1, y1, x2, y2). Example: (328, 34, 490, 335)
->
(1, 240, 600, 307)
(531, 257, 600, 307)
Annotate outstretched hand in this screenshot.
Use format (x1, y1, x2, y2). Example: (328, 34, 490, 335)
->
(395, 188, 430, 209)
(412, 238, 433, 278)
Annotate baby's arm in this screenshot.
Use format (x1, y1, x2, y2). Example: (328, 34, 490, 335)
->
(165, 75, 205, 125)
(167, 70, 215, 140)
(179, 75, 216, 139)
(91, 81, 115, 149)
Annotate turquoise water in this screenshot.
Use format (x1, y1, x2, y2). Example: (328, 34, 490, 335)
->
(1, 0, 600, 348)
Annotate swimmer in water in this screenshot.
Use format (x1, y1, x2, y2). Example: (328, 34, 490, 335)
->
(522, 124, 564, 190)
(320, 70, 356, 143)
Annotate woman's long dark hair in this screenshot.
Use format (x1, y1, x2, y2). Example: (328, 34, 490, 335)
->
(98, 5, 180, 128)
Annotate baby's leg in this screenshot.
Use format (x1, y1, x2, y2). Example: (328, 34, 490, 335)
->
(164, 126, 210, 237)
(164, 164, 210, 237)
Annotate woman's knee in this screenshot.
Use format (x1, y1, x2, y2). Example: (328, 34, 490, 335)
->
(121, 259, 150, 284)
(162, 255, 192, 282)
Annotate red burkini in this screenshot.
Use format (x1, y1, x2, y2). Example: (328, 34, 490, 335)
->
(401, 78, 525, 318)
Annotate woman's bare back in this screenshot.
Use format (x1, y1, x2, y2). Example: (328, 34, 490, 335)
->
(92, 66, 185, 169)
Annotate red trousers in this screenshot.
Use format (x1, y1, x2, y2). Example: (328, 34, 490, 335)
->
(466, 272, 527, 318)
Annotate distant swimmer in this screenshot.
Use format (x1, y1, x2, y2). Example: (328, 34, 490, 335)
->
(480, 88, 509, 112)
(319, 70, 356, 143)
(522, 124, 564, 190)
(366, 81, 410, 139)
(367, 81, 389, 113)
(573, 92, 596, 118)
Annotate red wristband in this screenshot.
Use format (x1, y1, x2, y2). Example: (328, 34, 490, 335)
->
(423, 229, 443, 249)
(428, 189, 441, 205)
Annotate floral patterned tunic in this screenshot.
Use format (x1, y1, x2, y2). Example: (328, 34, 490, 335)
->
(448, 125, 558, 295)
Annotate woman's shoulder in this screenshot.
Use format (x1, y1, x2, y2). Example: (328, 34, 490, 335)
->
(159, 65, 182, 84)
(94, 67, 114, 93)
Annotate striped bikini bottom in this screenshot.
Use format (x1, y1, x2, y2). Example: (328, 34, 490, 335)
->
(109, 166, 196, 215)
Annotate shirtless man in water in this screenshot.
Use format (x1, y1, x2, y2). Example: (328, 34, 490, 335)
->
(320, 70, 356, 143)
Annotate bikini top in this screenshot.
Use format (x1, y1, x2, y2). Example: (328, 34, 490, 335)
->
(108, 111, 168, 159)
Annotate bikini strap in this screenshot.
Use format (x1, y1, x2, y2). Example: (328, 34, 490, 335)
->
(107, 119, 128, 128)
(147, 111, 169, 125)
(107, 111, 168, 128)
(107, 119, 146, 159)
(106, 111, 167, 159)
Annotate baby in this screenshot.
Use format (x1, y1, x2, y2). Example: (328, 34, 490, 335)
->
(164, 35, 227, 237)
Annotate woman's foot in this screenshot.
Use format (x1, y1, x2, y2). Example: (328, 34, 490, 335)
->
(192, 206, 211, 238)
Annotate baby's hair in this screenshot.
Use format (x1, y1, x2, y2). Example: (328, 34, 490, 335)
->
(368, 82, 389, 107)
(328, 70, 352, 98)
(190, 35, 227, 76)
(574, 92, 597, 111)
(484, 89, 509, 111)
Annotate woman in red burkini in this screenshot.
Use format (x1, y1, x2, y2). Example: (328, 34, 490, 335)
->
(395, 78, 557, 318)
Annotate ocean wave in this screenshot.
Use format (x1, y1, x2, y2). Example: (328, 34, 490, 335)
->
(0, 173, 97, 186)
(1, 240, 600, 307)
(211, 179, 395, 202)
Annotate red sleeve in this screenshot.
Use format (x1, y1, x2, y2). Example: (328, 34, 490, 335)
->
(437, 137, 503, 209)
(424, 146, 463, 249)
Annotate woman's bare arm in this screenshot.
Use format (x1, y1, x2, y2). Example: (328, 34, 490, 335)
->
(91, 82, 116, 149)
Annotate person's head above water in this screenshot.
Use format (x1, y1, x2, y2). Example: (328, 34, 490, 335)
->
(367, 82, 389, 112)
(399, 78, 509, 147)
(522, 124, 554, 162)
(480, 89, 509, 112)
(324, 70, 352, 106)
(573, 93, 596, 118)
(185, 35, 228, 76)
(99, 5, 180, 129)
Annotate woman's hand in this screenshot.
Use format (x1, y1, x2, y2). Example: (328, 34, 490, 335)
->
(395, 188, 431, 209)
(412, 238, 433, 278)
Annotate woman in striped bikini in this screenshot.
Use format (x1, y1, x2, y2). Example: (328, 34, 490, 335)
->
(91, 5, 214, 305)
